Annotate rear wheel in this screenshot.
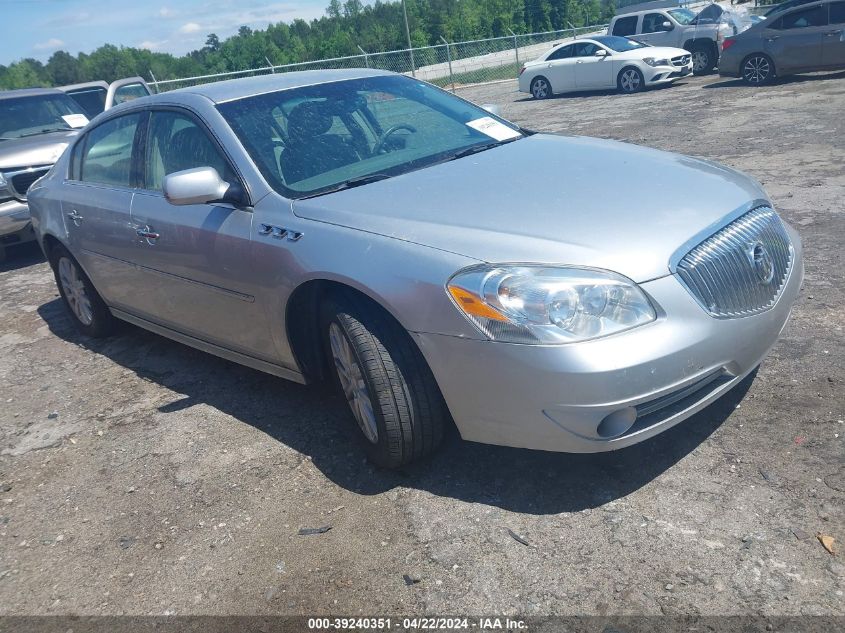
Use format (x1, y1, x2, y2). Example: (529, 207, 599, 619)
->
(50, 244, 114, 337)
(741, 54, 774, 85)
(530, 76, 552, 99)
(617, 67, 644, 93)
(691, 44, 715, 75)
(323, 296, 447, 468)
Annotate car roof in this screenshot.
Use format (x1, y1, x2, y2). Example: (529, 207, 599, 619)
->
(0, 87, 65, 101)
(166, 68, 395, 105)
(59, 81, 110, 92)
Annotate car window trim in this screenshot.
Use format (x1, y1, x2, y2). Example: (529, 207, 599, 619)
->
(137, 104, 252, 206)
(67, 111, 146, 191)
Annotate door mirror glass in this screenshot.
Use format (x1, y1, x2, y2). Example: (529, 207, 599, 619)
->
(163, 166, 236, 206)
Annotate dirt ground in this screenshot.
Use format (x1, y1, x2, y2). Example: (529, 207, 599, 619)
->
(1, 71, 844, 619)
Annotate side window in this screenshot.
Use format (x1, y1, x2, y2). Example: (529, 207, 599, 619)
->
(643, 13, 669, 33)
(112, 82, 149, 106)
(69, 139, 84, 181)
(66, 87, 107, 119)
(145, 110, 236, 192)
(573, 42, 600, 57)
(612, 16, 639, 37)
(779, 5, 827, 28)
(830, 1, 845, 23)
(79, 113, 141, 187)
(547, 45, 573, 61)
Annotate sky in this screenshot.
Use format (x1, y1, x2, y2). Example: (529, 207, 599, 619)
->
(0, 0, 332, 65)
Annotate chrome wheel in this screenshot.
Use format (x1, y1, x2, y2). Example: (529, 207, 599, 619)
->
(329, 322, 378, 444)
(691, 50, 710, 74)
(743, 56, 771, 85)
(619, 69, 642, 93)
(531, 78, 550, 99)
(58, 257, 93, 326)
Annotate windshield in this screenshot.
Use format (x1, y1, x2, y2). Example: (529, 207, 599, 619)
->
(0, 93, 84, 139)
(65, 87, 107, 119)
(217, 75, 523, 199)
(668, 8, 696, 25)
(592, 35, 648, 52)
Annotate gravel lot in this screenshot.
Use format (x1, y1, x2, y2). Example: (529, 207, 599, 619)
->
(1, 71, 844, 618)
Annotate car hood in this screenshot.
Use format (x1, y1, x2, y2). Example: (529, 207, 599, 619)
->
(616, 46, 690, 60)
(292, 134, 767, 282)
(0, 130, 77, 170)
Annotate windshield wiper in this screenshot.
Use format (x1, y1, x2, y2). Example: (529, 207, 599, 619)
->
(441, 136, 522, 163)
(17, 126, 73, 138)
(298, 173, 393, 199)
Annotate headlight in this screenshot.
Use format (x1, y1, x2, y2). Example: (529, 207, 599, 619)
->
(0, 172, 11, 204)
(447, 265, 656, 344)
(643, 57, 670, 67)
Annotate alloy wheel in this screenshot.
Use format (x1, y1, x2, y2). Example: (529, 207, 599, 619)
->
(532, 78, 549, 99)
(743, 56, 771, 84)
(620, 69, 641, 93)
(329, 322, 378, 444)
(58, 257, 93, 326)
(692, 50, 710, 74)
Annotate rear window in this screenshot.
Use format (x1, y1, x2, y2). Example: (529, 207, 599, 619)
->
(612, 16, 639, 37)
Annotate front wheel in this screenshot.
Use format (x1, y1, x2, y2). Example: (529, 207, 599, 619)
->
(741, 54, 774, 85)
(617, 67, 644, 94)
(530, 76, 552, 99)
(691, 45, 715, 75)
(50, 244, 114, 337)
(323, 297, 447, 468)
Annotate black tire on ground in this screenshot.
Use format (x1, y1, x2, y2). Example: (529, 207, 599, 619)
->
(691, 44, 716, 75)
(617, 66, 645, 93)
(322, 295, 447, 469)
(741, 53, 775, 86)
(49, 243, 115, 338)
(530, 76, 552, 99)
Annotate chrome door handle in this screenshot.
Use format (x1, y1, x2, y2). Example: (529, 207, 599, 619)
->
(765, 36, 779, 41)
(825, 30, 842, 36)
(576, 60, 584, 64)
(136, 228, 160, 240)
(67, 210, 83, 224)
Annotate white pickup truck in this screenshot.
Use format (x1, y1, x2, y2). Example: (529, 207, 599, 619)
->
(608, 4, 741, 74)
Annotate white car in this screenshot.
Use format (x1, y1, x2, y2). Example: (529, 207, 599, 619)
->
(518, 35, 694, 98)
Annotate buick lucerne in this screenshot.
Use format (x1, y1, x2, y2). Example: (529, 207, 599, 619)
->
(27, 69, 803, 467)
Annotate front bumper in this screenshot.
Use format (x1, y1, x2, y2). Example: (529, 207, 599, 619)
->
(0, 199, 33, 241)
(413, 228, 803, 453)
(645, 62, 693, 84)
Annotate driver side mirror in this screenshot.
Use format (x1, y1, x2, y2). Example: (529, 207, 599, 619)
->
(163, 166, 244, 206)
(662, 21, 674, 31)
(594, 49, 609, 57)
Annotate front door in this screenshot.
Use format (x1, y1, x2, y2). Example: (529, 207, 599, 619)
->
(637, 13, 676, 46)
(823, 1, 845, 66)
(61, 112, 144, 310)
(127, 109, 274, 360)
(765, 4, 828, 71)
(573, 42, 615, 89)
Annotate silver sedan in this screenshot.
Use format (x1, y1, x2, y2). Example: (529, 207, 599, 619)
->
(27, 69, 803, 468)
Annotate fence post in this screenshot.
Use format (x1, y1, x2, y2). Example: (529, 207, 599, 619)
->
(568, 21, 577, 40)
(265, 57, 275, 73)
(357, 45, 370, 68)
(439, 36, 454, 92)
(508, 29, 520, 79)
(148, 70, 159, 93)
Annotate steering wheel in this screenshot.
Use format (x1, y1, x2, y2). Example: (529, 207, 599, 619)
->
(372, 124, 417, 154)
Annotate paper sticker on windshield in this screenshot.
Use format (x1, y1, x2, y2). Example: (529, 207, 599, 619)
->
(466, 117, 521, 142)
(61, 114, 89, 129)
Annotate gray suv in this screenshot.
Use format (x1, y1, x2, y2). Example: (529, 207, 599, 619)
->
(0, 88, 88, 261)
(719, 0, 845, 84)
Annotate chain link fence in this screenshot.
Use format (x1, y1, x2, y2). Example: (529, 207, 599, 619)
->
(149, 24, 608, 100)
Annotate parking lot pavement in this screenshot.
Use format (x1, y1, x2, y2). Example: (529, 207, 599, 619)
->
(1, 71, 844, 617)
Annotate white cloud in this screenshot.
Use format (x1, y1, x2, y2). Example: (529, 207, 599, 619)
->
(159, 7, 175, 17)
(34, 38, 64, 50)
(139, 40, 168, 51)
(178, 22, 202, 34)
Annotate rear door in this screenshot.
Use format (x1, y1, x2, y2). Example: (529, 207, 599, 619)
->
(573, 42, 615, 89)
(127, 108, 273, 359)
(765, 4, 828, 70)
(823, 1, 845, 66)
(543, 44, 577, 92)
(60, 112, 145, 309)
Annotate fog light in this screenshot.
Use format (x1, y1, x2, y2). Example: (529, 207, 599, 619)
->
(597, 407, 637, 438)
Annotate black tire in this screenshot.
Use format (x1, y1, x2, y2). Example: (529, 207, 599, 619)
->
(617, 66, 645, 93)
(322, 295, 447, 469)
(530, 76, 552, 99)
(49, 244, 115, 338)
(691, 44, 716, 75)
(741, 53, 775, 86)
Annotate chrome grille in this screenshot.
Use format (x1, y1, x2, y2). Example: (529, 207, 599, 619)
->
(676, 206, 793, 318)
(672, 55, 691, 67)
(6, 167, 51, 201)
